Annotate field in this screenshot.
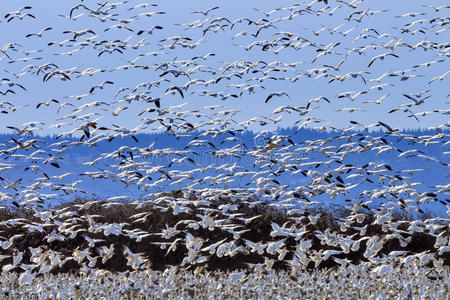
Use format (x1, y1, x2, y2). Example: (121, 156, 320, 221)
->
(2, 265, 448, 299)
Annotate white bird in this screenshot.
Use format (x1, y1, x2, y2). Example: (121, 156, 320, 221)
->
(0, 234, 24, 250)
(26, 27, 52, 38)
(228, 271, 247, 284)
(191, 7, 219, 16)
(265, 92, 290, 103)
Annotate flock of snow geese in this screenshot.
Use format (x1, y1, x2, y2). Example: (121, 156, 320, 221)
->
(0, 0, 448, 295)
(1, 265, 448, 298)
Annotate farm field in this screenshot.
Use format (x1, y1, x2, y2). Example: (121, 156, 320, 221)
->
(2, 266, 448, 299)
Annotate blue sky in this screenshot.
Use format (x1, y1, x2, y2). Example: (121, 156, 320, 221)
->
(0, 0, 449, 135)
(1, 128, 448, 217)
(0, 1, 448, 218)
